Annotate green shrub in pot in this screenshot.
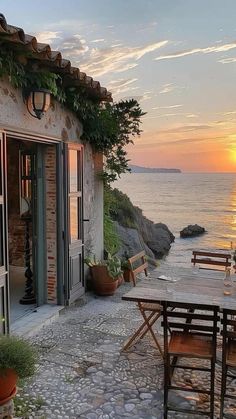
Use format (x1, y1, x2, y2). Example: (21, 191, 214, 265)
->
(0, 336, 37, 405)
(85, 253, 123, 295)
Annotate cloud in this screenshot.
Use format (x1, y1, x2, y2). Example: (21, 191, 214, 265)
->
(152, 104, 182, 110)
(145, 112, 198, 119)
(59, 35, 89, 56)
(158, 124, 212, 134)
(134, 134, 225, 149)
(155, 41, 236, 61)
(35, 31, 61, 44)
(91, 39, 105, 43)
(186, 114, 198, 118)
(108, 78, 138, 94)
(223, 110, 236, 115)
(78, 40, 168, 77)
(159, 83, 177, 94)
(219, 57, 236, 64)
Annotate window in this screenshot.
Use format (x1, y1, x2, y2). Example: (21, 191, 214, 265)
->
(68, 147, 83, 243)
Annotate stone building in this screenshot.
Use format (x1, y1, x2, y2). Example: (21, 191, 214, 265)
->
(0, 14, 111, 334)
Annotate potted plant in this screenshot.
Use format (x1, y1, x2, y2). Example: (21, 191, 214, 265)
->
(121, 258, 132, 282)
(85, 254, 123, 295)
(0, 336, 37, 405)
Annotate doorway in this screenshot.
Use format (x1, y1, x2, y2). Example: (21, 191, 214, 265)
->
(7, 138, 56, 324)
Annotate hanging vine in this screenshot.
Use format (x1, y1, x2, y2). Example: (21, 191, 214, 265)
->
(0, 47, 145, 184)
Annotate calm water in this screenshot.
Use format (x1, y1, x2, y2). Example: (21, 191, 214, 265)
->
(114, 173, 236, 266)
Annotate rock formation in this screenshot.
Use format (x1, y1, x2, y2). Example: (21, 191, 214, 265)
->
(180, 224, 205, 238)
(107, 188, 175, 262)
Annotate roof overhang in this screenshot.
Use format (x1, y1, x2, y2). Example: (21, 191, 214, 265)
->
(0, 13, 112, 102)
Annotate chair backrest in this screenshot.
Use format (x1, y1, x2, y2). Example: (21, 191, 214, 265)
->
(162, 301, 219, 355)
(128, 251, 148, 286)
(221, 308, 236, 341)
(191, 250, 231, 271)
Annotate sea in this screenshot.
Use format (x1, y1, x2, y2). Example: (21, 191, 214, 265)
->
(114, 172, 236, 267)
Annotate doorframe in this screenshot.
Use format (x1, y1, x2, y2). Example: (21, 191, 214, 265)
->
(56, 142, 65, 305)
(1, 131, 10, 333)
(35, 143, 47, 306)
(4, 130, 64, 317)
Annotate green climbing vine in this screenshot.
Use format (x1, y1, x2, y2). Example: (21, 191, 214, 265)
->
(0, 46, 145, 184)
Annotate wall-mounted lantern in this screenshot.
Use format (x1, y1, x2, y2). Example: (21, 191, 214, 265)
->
(23, 88, 51, 120)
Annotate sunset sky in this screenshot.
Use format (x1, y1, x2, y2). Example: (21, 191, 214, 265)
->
(2, 0, 236, 172)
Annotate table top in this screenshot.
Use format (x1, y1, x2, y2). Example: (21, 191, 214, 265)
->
(122, 270, 236, 310)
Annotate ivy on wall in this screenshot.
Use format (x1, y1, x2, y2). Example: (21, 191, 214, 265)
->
(0, 47, 145, 184)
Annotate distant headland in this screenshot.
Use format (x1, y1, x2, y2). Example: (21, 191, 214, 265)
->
(129, 165, 182, 173)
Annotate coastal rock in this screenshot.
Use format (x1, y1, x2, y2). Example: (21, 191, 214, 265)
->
(115, 222, 156, 262)
(115, 219, 175, 262)
(108, 188, 175, 262)
(180, 224, 205, 238)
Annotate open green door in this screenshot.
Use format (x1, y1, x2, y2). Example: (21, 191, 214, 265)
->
(0, 132, 9, 333)
(64, 143, 84, 304)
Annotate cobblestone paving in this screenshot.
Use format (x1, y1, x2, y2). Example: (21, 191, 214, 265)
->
(15, 281, 236, 419)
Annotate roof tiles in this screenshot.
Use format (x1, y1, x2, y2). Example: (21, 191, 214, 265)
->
(0, 13, 112, 102)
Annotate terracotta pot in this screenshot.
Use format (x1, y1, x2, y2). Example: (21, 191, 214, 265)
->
(0, 368, 18, 405)
(90, 266, 118, 296)
(123, 268, 132, 282)
(117, 274, 124, 287)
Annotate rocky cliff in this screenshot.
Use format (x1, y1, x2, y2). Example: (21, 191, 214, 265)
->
(106, 188, 175, 263)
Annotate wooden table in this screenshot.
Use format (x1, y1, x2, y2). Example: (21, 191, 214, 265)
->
(122, 272, 236, 310)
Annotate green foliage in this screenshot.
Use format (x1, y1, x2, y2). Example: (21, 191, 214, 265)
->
(0, 46, 145, 183)
(105, 186, 138, 228)
(84, 253, 123, 279)
(104, 186, 121, 255)
(106, 253, 123, 278)
(104, 213, 120, 255)
(14, 395, 45, 418)
(0, 50, 26, 88)
(0, 336, 37, 378)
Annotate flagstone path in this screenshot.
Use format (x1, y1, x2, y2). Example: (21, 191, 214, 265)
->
(15, 277, 236, 419)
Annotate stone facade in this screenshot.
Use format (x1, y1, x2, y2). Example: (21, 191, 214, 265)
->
(0, 77, 104, 307)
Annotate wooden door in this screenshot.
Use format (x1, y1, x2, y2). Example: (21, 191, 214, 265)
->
(0, 132, 9, 333)
(65, 144, 84, 303)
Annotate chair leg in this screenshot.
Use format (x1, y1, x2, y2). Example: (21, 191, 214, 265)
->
(121, 311, 159, 351)
(210, 359, 215, 419)
(220, 364, 227, 419)
(164, 354, 170, 419)
(139, 309, 163, 357)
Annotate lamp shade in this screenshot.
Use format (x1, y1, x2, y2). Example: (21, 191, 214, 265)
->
(26, 88, 51, 119)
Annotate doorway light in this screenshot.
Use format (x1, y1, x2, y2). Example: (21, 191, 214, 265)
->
(23, 88, 51, 120)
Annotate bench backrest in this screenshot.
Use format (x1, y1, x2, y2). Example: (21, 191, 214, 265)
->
(191, 250, 231, 271)
(128, 251, 148, 286)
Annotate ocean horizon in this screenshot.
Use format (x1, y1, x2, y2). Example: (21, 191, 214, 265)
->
(114, 172, 236, 267)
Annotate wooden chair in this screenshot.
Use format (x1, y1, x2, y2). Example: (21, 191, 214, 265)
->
(128, 251, 148, 286)
(220, 308, 236, 418)
(162, 301, 219, 418)
(122, 251, 163, 356)
(191, 250, 231, 271)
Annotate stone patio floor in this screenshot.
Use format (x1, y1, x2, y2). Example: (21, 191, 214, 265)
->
(15, 277, 236, 419)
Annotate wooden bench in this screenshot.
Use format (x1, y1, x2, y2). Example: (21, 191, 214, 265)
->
(128, 251, 148, 286)
(191, 250, 231, 271)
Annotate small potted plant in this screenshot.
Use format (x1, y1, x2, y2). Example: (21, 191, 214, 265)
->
(0, 336, 37, 405)
(85, 254, 123, 296)
(121, 253, 132, 282)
